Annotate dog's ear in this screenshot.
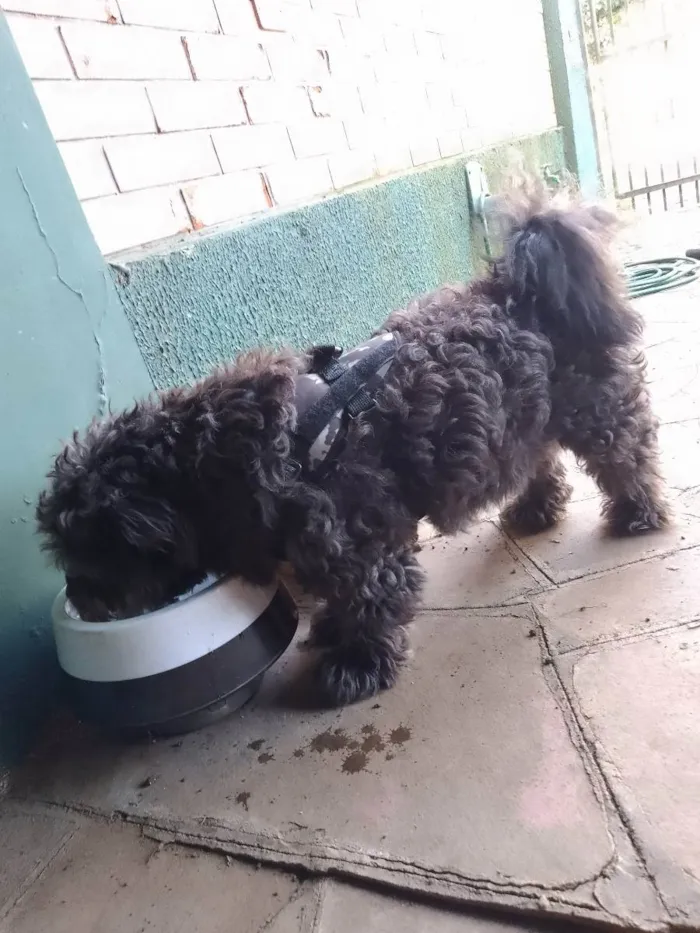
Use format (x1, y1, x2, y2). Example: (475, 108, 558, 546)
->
(195, 350, 298, 498)
(115, 495, 198, 568)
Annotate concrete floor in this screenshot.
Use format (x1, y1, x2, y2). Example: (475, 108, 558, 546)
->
(3, 211, 700, 933)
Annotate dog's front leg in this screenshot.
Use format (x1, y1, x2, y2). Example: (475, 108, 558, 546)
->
(299, 544, 423, 706)
(317, 545, 423, 706)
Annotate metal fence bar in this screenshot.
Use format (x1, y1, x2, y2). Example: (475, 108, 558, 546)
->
(617, 170, 700, 200)
(660, 164, 668, 211)
(588, 0, 601, 60)
(606, 0, 615, 44)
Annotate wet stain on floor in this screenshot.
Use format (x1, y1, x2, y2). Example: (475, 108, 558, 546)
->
(304, 722, 413, 775)
(389, 725, 412, 746)
(341, 750, 369, 774)
(309, 729, 350, 753)
(248, 739, 265, 752)
(258, 752, 274, 764)
(235, 791, 251, 811)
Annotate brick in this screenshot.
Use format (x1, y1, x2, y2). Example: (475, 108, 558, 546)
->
(35, 81, 156, 140)
(338, 17, 385, 55)
(242, 83, 312, 123)
(264, 156, 333, 205)
(327, 46, 376, 83)
(310, 0, 357, 14)
(147, 82, 247, 132)
(252, 0, 304, 32)
(2, 0, 120, 21)
(328, 148, 375, 188)
(212, 124, 294, 171)
(342, 114, 384, 150)
(118, 0, 220, 32)
(182, 171, 269, 227)
(409, 134, 440, 166)
(437, 130, 463, 159)
(308, 83, 363, 119)
(287, 119, 347, 158)
(374, 138, 412, 174)
(60, 22, 191, 79)
(263, 35, 329, 84)
(82, 188, 191, 254)
(58, 140, 117, 200)
(376, 81, 429, 121)
(425, 81, 454, 113)
(356, 0, 419, 26)
(214, 0, 261, 34)
(104, 132, 221, 192)
(184, 34, 269, 80)
(383, 25, 417, 58)
(289, 7, 343, 43)
(6, 15, 73, 79)
(414, 29, 444, 68)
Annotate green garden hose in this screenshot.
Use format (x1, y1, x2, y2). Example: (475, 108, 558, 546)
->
(624, 256, 700, 299)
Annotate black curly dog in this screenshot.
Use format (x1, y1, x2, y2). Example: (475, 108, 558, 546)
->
(37, 181, 668, 706)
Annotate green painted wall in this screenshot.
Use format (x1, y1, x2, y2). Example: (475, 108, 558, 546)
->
(113, 131, 564, 389)
(0, 15, 153, 769)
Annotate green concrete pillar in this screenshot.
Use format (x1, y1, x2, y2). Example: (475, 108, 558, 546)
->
(0, 13, 153, 768)
(542, 0, 602, 198)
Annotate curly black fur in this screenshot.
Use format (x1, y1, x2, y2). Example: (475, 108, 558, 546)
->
(36, 179, 668, 706)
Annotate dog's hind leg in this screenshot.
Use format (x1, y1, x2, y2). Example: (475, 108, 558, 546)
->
(564, 377, 669, 535)
(312, 545, 423, 706)
(501, 444, 572, 535)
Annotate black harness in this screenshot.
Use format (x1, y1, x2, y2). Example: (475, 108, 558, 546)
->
(292, 332, 398, 477)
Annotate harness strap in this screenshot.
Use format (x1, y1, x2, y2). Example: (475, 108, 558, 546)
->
(293, 332, 397, 477)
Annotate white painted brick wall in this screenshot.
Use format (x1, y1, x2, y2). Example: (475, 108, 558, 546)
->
(59, 21, 192, 80)
(35, 82, 157, 140)
(82, 188, 191, 254)
(212, 124, 294, 171)
(58, 140, 117, 199)
(182, 171, 269, 227)
(4, 0, 119, 20)
(3, 0, 556, 254)
(265, 156, 334, 205)
(103, 132, 221, 192)
(6, 15, 72, 78)
(147, 82, 248, 132)
(118, 0, 221, 33)
(183, 34, 270, 81)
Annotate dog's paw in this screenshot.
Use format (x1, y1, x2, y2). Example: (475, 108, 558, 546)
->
(606, 496, 670, 536)
(315, 635, 408, 707)
(501, 487, 571, 536)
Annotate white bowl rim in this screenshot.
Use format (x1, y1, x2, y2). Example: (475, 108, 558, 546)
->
(51, 575, 278, 682)
(53, 573, 244, 632)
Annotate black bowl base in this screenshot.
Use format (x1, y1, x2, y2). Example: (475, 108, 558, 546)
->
(116, 673, 264, 739)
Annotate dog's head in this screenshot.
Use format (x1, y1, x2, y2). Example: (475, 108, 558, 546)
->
(36, 350, 299, 621)
(36, 404, 203, 621)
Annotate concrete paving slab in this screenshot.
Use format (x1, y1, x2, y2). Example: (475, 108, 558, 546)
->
(0, 804, 77, 921)
(419, 521, 550, 610)
(646, 339, 700, 425)
(16, 607, 653, 927)
(315, 881, 571, 933)
(568, 626, 700, 925)
(533, 546, 700, 654)
(509, 497, 700, 585)
(3, 818, 301, 933)
(658, 420, 700, 494)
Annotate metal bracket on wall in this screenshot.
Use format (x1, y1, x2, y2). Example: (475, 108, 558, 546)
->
(465, 161, 494, 258)
(465, 161, 491, 220)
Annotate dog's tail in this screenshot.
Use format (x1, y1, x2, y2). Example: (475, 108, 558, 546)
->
(493, 178, 642, 347)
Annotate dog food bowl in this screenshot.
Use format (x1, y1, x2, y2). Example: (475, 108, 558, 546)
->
(51, 576, 298, 736)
